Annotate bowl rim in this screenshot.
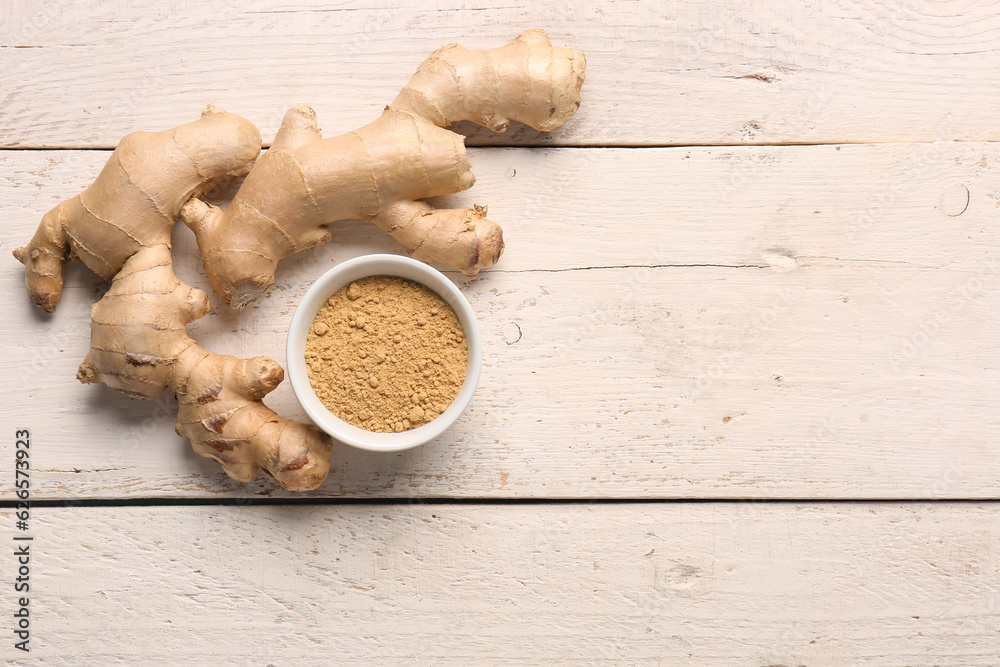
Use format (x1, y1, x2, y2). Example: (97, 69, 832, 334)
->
(286, 254, 482, 452)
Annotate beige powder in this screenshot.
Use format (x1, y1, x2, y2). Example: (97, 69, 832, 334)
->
(305, 275, 468, 432)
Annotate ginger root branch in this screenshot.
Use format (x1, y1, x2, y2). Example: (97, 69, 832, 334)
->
(182, 29, 585, 308)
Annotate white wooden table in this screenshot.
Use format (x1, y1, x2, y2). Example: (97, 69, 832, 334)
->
(2, 1, 998, 663)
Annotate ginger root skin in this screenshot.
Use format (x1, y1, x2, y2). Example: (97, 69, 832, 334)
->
(171, 346, 332, 492)
(182, 29, 586, 308)
(76, 244, 211, 400)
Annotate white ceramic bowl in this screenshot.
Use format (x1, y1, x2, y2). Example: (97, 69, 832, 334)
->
(287, 254, 482, 452)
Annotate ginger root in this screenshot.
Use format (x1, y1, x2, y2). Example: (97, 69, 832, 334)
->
(14, 106, 260, 313)
(14, 30, 585, 490)
(15, 109, 331, 491)
(182, 29, 586, 308)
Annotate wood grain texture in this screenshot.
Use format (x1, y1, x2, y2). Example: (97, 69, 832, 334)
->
(3, 0, 1000, 147)
(4, 502, 999, 664)
(3, 142, 997, 499)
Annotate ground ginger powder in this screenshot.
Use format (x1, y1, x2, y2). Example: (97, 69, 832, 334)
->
(305, 275, 468, 432)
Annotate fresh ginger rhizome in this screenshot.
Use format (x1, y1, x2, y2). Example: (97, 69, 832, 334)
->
(14, 30, 585, 490)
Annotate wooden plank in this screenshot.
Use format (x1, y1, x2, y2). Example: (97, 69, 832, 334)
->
(2, 142, 998, 499)
(3, 0, 1000, 147)
(5, 502, 999, 664)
